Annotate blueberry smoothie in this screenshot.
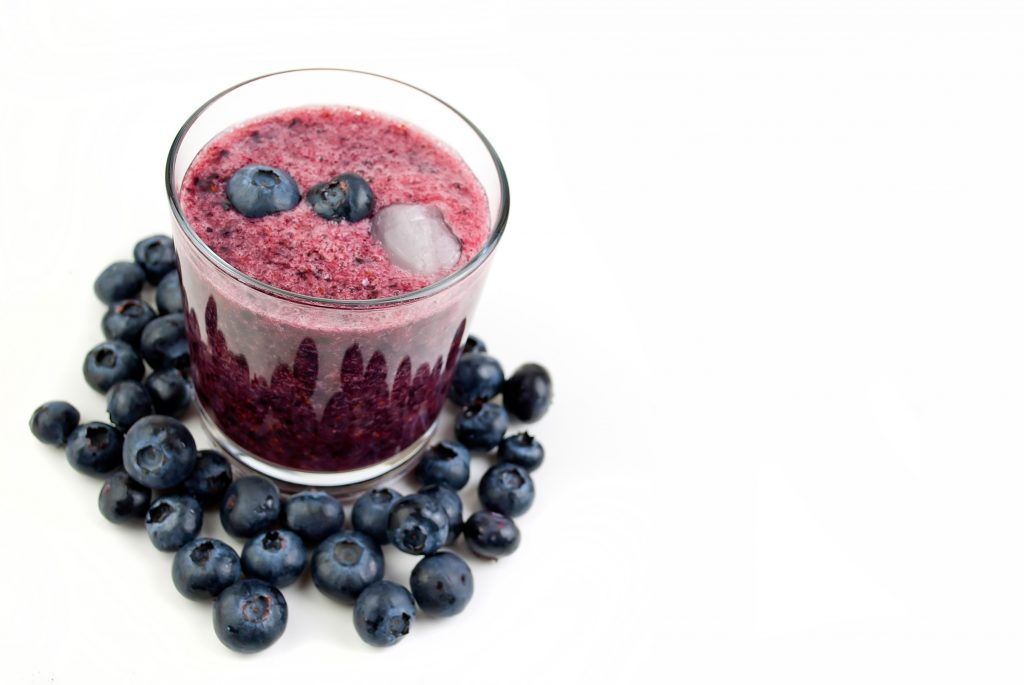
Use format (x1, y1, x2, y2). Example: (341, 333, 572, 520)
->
(172, 103, 499, 478)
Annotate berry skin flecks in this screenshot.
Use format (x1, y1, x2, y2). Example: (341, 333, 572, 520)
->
(94, 261, 146, 304)
(122, 415, 198, 489)
(503, 363, 553, 422)
(83, 340, 144, 393)
(98, 471, 151, 523)
(497, 432, 545, 472)
(414, 440, 470, 490)
(284, 491, 344, 545)
(387, 494, 450, 556)
(419, 483, 463, 546)
(105, 380, 154, 431)
(226, 165, 301, 219)
(143, 368, 192, 417)
(65, 422, 123, 476)
(311, 531, 384, 604)
(307, 172, 374, 221)
(463, 510, 521, 560)
(172, 537, 241, 600)
(220, 477, 281, 538)
(410, 552, 474, 617)
(213, 579, 288, 653)
(140, 313, 189, 371)
(133, 235, 176, 284)
(479, 462, 535, 518)
(155, 271, 183, 315)
(182, 450, 233, 504)
(145, 495, 203, 551)
(101, 299, 156, 347)
(448, 353, 504, 407)
(29, 401, 80, 446)
(353, 580, 416, 648)
(241, 529, 306, 588)
(454, 402, 509, 451)
(351, 488, 401, 545)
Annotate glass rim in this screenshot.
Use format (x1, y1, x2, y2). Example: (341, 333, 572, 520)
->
(164, 67, 510, 308)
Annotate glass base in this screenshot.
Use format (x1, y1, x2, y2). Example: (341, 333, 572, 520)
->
(195, 400, 435, 496)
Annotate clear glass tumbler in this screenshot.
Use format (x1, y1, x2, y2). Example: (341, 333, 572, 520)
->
(165, 69, 509, 492)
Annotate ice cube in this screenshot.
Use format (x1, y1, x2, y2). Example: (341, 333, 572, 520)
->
(370, 204, 462, 276)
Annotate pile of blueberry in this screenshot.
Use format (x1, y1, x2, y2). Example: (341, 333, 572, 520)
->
(28, 235, 554, 653)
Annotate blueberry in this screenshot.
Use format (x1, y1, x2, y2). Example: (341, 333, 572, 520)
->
(226, 164, 301, 219)
(65, 422, 123, 475)
(503, 363, 553, 422)
(454, 402, 508, 451)
(101, 299, 156, 347)
(353, 580, 415, 648)
(220, 476, 281, 538)
(133, 235, 176, 284)
(414, 440, 470, 490)
(410, 552, 474, 617)
(145, 495, 203, 551)
(284, 491, 343, 544)
(462, 334, 486, 355)
(497, 432, 544, 471)
(479, 463, 535, 518)
(98, 471, 151, 523)
(387, 494, 449, 556)
(241, 529, 306, 587)
(105, 380, 154, 431)
(140, 313, 189, 372)
(311, 531, 384, 604)
(172, 537, 241, 600)
(463, 510, 520, 560)
(29, 400, 79, 446)
(143, 368, 191, 417)
(182, 449, 233, 503)
(213, 579, 288, 653)
(307, 172, 374, 221)
(351, 487, 401, 545)
(155, 271, 183, 315)
(122, 415, 198, 489)
(449, 354, 504, 407)
(419, 484, 463, 546)
(94, 261, 145, 305)
(83, 340, 144, 392)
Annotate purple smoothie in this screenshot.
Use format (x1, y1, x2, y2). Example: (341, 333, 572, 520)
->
(175, 106, 493, 473)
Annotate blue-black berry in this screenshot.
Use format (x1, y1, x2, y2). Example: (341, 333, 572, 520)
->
(140, 313, 189, 371)
(83, 340, 144, 392)
(220, 476, 281, 538)
(311, 531, 384, 604)
(241, 529, 306, 587)
(122, 415, 198, 489)
(419, 483, 463, 546)
(463, 510, 520, 559)
(414, 440, 470, 490)
(94, 261, 145, 304)
(387, 494, 449, 556)
(462, 334, 486, 355)
(145, 495, 203, 551)
(497, 432, 544, 471)
(454, 402, 508, 451)
(29, 401, 80, 446)
(449, 353, 504, 406)
(479, 462, 535, 518)
(133, 235, 176, 284)
(351, 487, 401, 545)
(284, 490, 344, 544)
(98, 471, 151, 523)
(101, 299, 156, 347)
(155, 271, 183, 315)
(503, 363, 553, 422)
(353, 580, 415, 647)
(226, 165, 301, 218)
(410, 552, 474, 617)
(172, 537, 241, 600)
(65, 422, 123, 476)
(307, 173, 374, 221)
(182, 449, 233, 504)
(105, 380, 154, 431)
(143, 368, 191, 417)
(213, 579, 288, 653)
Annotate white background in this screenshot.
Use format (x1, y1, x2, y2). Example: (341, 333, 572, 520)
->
(3, 0, 1024, 682)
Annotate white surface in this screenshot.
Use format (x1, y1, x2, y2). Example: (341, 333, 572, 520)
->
(3, 0, 1024, 682)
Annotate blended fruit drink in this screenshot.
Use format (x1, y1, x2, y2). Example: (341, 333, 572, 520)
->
(166, 70, 508, 490)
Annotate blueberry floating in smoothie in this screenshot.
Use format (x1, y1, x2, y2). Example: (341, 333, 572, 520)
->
(307, 172, 374, 221)
(370, 204, 462, 276)
(225, 164, 301, 218)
